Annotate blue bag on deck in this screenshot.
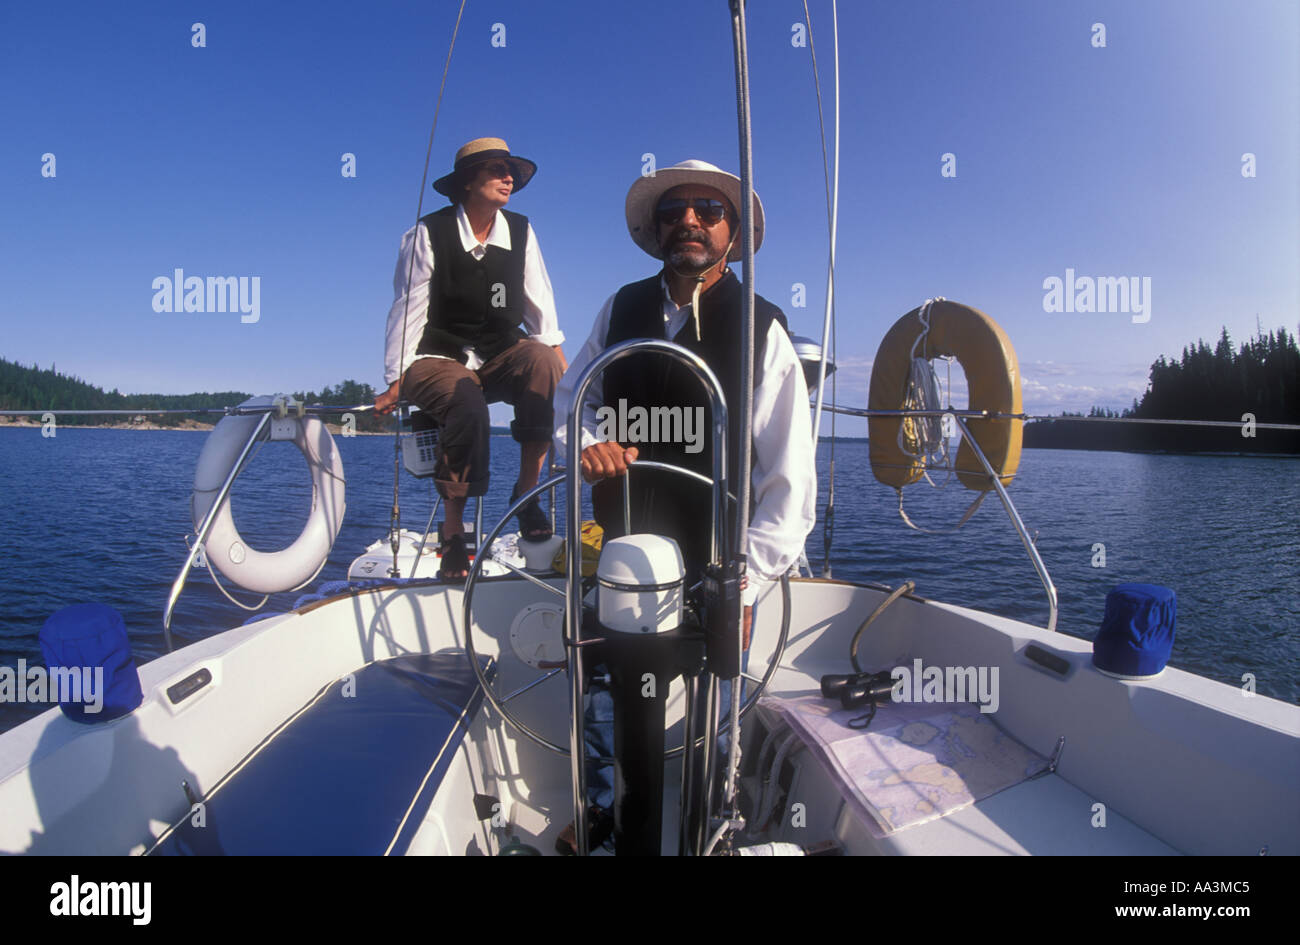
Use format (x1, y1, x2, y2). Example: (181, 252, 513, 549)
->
(1092, 583, 1176, 679)
(38, 603, 143, 723)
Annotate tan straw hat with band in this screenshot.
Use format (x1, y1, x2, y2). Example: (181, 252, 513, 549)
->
(625, 159, 765, 262)
(433, 137, 537, 197)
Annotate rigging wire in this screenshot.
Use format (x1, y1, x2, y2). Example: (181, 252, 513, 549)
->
(389, 0, 468, 578)
(803, 0, 839, 577)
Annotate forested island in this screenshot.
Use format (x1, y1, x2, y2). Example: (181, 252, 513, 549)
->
(0, 359, 388, 433)
(1023, 327, 1299, 454)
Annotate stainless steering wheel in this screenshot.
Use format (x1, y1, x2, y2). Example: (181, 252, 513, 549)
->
(461, 466, 786, 759)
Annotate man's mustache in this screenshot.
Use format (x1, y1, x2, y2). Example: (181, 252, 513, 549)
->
(669, 229, 709, 247)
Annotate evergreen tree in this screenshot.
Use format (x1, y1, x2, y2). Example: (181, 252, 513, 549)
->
(1024, 324, 1298, 453)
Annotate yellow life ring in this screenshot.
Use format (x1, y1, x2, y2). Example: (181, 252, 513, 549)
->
(868, 300, 1022, 491)
(191, 395, 346, 594)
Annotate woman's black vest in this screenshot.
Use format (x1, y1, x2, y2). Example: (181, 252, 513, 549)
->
(594, 270, 787, 576)
(415, 206, 529, 363)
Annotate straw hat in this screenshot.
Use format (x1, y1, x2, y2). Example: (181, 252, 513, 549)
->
(625, 159, 765, 262)
(433, 137, 537, 197)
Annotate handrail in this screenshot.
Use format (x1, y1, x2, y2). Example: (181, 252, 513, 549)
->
(952, 416, 1059, 632)
(161, 412, 272, 651)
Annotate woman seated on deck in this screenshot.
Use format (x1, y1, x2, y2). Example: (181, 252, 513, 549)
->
(375, 138, 567, 580)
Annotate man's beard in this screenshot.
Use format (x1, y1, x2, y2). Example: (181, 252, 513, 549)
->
(664, 230, 721, 274)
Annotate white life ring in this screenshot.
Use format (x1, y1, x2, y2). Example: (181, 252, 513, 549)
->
(191, 395, 346, 594)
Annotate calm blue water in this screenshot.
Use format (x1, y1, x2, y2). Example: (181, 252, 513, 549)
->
(1, 427, 1297, 733)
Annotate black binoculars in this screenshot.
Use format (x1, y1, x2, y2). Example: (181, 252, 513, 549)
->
(820, 670, 897, 710)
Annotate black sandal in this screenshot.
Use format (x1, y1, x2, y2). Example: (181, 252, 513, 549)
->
(555, 805, 614, 855)
(437, 527, 471, 583)
(511, 485, 553, 543)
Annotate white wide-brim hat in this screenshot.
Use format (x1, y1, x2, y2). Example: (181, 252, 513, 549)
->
(625, 159, 765, 262)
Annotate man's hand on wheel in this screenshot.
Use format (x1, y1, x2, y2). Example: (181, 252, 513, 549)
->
(579, 441, 639, 483)
(375, 380, 401, 416)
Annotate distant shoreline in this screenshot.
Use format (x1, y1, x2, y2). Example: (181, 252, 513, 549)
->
(0, 418, 390, 436)
(0, 416, 211, 431)
(0, 418, 515, 437)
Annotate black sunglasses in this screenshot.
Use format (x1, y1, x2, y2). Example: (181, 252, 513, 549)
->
(655, 198, 730, 227)
(477, 161, 514, 179)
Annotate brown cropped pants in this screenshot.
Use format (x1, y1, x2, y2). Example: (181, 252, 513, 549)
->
(401, 339, 564, 500)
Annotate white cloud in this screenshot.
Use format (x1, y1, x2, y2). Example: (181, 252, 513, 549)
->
(1019, 371, 1148, 415)
(1021, 358, 1149, 379)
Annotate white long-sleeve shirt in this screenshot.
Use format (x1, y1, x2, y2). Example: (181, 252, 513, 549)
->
(553, 277, 817, 606)
(383, 204, 563, 385)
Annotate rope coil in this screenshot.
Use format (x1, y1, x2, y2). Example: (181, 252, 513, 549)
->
(894, 297, 987, 534)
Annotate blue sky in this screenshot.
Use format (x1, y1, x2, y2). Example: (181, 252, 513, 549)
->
(2, 0, 1296, 430)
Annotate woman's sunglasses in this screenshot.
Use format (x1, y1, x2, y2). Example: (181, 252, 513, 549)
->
(478, 161, 514, 179)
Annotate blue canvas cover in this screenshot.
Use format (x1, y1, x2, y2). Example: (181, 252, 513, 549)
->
(1093, 583, 1176, 678)
(150, 651, 491, 855)
(38, 603, 143, 723)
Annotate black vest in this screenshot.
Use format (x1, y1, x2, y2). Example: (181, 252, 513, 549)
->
(415, 206, 529, 363)
(594, 270, 788, 573)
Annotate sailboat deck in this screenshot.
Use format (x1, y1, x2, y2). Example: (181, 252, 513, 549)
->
(2, 576, 1293, 856)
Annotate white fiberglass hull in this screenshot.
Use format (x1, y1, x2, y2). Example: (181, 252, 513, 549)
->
(1, 576, 1295, 856)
